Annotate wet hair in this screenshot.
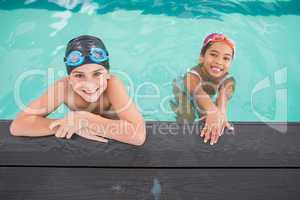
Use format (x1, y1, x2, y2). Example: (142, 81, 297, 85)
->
(200, 43, 212, 56)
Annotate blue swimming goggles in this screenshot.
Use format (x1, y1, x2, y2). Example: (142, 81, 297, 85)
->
(64, 47, 109, 67)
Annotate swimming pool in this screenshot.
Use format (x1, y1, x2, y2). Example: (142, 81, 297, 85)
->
(0, 0, 299, 122)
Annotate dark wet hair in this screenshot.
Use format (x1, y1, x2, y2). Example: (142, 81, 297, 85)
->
(65, 35, 110, 74)
(200, 43, 212, 56)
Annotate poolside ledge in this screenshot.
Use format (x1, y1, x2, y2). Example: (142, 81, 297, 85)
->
(1, 120, 300, 199)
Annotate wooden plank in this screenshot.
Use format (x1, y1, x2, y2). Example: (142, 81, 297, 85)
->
(1, 120, 300, 167)
(1, 167, 300, 200)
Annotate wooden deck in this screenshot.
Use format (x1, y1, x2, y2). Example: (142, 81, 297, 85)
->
(1, 120, 300, 199)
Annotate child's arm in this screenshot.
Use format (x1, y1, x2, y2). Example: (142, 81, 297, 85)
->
(184, 73, 224, 144)
(184, 73, 218, 113)
(79, 75, 146, 146)
(9, 79, 66, 136)
(216, 78, 235, 125)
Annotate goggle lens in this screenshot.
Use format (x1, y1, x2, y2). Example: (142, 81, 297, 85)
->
(65, 48, 108, 67)
(89, 48, 108, 63)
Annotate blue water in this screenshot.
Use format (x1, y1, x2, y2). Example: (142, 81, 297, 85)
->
(0, 0, 299, 122)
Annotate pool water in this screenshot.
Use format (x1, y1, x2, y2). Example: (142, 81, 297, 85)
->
(0, 0, 299, 122)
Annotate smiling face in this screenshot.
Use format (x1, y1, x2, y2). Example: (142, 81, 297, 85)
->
(68, 64, 110, 103)
(200, 42, 233, 79)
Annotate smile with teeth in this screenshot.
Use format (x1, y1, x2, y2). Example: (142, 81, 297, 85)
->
(82, 88, 99, 95)
(211, 66, 223, 73)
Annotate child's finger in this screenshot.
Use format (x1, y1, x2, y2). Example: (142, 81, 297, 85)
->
(219, 124, 225, 136)
(88, 135, 108, 143)
(201, 121, 210, 137)
(200, 125, 208, 137)
(55, 126, 64, 138)
(60, 127, 69, 138)
(226, 122, 234, 131)
(78, 130, 108, 143)
(49, 120, 61, 130)
(66, 128, 75, 139)
(62, 127, 70, 138)
(88, 130, 106, 138)
(88, 129, 107, 139)
(210, 126, 218, 145)
(204, 127, 211, 143)
(215, 125, 223, 144)
(214, 134, 220, 144)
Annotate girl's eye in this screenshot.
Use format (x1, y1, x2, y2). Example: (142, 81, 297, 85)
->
(224, 57, 231, 61)
(210, 53, 217, 57)
(93, 72, 102, 77)
(74, 74, 83, 78)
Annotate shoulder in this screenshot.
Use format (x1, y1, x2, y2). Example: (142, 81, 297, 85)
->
(106, 74, 128, 95)
(23, 77, 67, 116)
(183, 69, 203, 89)
(221, 76, 235, 88)
(106, 74, 131, 106)
(47, 77, 69, 103)
(42, 77, 67, 94)
(107, 74, 124, 87)
(218, 75, 235, 97)
(185, 67, 203, 80)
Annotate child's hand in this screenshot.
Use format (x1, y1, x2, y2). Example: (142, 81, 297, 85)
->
(200, 110, 232, 145)
(49, 111, 84, 139)
(75, 127, 108, 143)
(223, 115, 234, 133)
(49, 111, 108, 143)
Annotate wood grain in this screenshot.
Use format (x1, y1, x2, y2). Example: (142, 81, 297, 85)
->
(1, 120, 300, 167)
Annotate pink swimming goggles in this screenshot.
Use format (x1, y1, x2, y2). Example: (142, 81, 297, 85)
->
(202, 33, 235, 56)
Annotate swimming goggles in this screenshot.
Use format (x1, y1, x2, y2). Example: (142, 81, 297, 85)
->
(64, 47, 109, 67)
(203, 33, 235, 53)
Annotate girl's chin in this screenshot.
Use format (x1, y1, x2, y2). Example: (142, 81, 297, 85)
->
(83, 96, 99, 103)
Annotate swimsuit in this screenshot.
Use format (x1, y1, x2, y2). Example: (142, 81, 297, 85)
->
(173, 68, 233, 119)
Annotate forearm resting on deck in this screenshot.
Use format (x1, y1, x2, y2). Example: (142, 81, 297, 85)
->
(10, 115, 58, 137)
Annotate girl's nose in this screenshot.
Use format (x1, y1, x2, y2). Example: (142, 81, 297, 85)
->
(83, 81, 97, 89)
(215, 56, 223, 65)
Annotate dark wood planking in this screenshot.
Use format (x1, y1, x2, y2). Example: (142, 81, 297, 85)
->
(1, 167, 300, 200)
(1, 120, 300, 167)
(1, 120, 300, 199)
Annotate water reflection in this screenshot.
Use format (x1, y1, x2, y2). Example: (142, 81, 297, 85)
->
(0, 0, 299, 20)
